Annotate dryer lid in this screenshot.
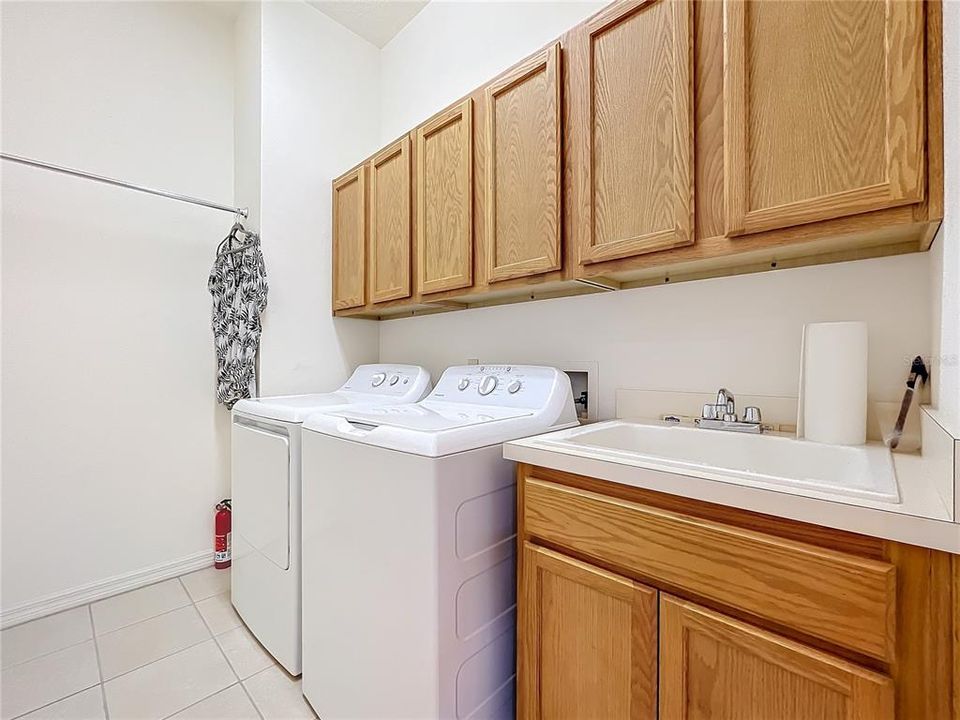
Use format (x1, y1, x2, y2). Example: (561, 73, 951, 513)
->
(233, 392, 355, 423)
(232, 364, 432, 423)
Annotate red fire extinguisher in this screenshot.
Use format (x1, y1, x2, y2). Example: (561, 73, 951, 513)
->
(214, 499, 231, 569)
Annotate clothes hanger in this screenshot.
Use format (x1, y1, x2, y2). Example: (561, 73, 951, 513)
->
(216, 213, 259, 257)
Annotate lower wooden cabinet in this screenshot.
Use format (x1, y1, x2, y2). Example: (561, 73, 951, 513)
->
(516, 465, 958, 719)
(659, 596, 894, 720)
(519, 543, 657, 720)
(517, 542, 893, 720)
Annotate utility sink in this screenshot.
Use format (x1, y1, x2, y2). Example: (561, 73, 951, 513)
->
(533, 420, 901, 504)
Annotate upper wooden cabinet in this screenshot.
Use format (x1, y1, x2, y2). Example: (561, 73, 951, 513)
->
(519, 542, 657, 720)
(723, 0, 926, 236)
(570, 0, 694, 266)
(485, 43, 562, 283)
(416, 99, 474, 295)
(332, 165, 366, 311)
(368, 137, 412, 304)
(659, 596, 895, 720)
(332, 0, 941, 318)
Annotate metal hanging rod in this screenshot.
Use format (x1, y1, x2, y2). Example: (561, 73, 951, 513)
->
(1, 152, 248, 218)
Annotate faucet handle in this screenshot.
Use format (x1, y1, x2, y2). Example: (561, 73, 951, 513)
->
(702, 403, 718, 420)
(743, 406, 762, 424)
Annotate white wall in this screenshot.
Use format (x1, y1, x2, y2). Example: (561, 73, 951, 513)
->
(381, 256, 932, 419)
(235, 3, 263, 233)
(256, 2, 380, 395)
(1, 3, 235, 613)
(929, 0, 960, 432)
(377, 0, 934, 420)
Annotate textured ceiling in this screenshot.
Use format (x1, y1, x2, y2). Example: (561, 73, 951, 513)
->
(307, 1, 429, 48)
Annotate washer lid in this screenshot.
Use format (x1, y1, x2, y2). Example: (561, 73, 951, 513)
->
(329, 401, 533, 431)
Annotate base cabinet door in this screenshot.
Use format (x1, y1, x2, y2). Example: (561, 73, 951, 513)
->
(519, 543, 657, 720)
(723, 0, 925, 236)
(659, 596, 895, 720)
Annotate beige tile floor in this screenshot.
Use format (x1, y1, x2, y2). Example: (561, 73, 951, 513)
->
(0, 568, 318, 720)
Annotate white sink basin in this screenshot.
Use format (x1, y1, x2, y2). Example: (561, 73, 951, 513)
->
(534, 420, 900, 504)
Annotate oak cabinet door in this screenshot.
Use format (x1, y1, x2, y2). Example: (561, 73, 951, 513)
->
(369, 138, 412, 304)
(573, 0, 694, 266)
(519, 543, 657, 720)
(332, 165, 366, 310)
(416, 99, 473, 295)
(724, 0, 925, 236)
(659, 596, 895, 720)
(485, 43, 561, 283)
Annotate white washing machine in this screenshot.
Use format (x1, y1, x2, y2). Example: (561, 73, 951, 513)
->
(300, 365, 578, 719)
(230, 364, 431, 675)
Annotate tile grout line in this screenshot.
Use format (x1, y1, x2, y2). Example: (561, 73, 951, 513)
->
(1, 634, 95, 671)
(91, 576, 229, 720)
(179, 574, 267, 720)
(241, 665, 280, 720)
(91, 595, 195, 638)
(95, 602, 200, 642)
(4, 572, 238, 720)
(193, 584, 241, 683)
(6, 609, 103, 720)
(157, 681, 242, 720)
(186, 573, 265, 720)
(88, 604, 110, 720)
(238, 677, 266, 720)
(7, 682, 103, 720)
(98, 633, 214, 685)
(89, 580, 218, 686)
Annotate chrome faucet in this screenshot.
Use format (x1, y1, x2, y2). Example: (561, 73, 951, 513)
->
(696, 388, 764, 434)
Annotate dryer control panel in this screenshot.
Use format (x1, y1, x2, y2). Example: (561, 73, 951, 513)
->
(340, 364, 432, 399)
(427, 365, 570, 409)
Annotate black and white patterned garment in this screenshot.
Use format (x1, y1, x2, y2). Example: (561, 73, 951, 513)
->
(208, 233, 268, 408)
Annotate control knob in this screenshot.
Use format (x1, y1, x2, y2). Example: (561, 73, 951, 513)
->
(371, 373, 386, 387)
(507, 380, 522, 394)
(389, 375, 400, 386)
(458, 378, 470, 391)
(478, 375, 498, 396)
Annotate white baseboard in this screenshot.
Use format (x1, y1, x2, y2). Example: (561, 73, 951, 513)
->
(1, 549, 213, 629)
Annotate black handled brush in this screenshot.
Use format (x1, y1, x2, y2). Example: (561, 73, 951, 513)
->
(888, 356, 929, 450)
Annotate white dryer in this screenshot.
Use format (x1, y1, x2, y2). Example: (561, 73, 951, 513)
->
(230, 364, 431, 675)
(300, 365, 577, 719)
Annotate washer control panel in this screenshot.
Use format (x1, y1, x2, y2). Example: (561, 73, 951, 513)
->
(429, 365, 565, 408)
(339, 365, 430, 398)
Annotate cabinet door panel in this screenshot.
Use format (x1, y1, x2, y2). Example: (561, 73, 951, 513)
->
(485, 43, 561, 283)
(576, 0, 694, 265)
(519, 543, 657, 720)
(660, 596, 895, 720)
(332, 166, 365, 310)
(416, 99, 473, 295)
(369, 138, 412, 304)
(724, 0, 925, 235)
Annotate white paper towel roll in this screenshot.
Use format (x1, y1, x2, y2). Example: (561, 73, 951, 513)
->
(799, 321, 868, 446)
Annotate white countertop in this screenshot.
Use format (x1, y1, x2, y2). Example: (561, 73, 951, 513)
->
(505, 420, 960, 554)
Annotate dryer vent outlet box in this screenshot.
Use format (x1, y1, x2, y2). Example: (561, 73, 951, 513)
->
(555, 360, 598, 421)
(566, 371, 589, 420)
